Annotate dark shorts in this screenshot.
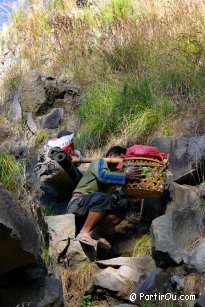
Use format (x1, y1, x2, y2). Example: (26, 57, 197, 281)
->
(67, 192, 126, 223)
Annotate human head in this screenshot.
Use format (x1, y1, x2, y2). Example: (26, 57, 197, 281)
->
(106, 146, 126, 158)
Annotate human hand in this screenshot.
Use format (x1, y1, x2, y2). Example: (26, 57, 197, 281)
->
(125, 167, 142, 182)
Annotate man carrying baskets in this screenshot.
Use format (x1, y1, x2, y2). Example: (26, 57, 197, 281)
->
(67, 146, 141, 249)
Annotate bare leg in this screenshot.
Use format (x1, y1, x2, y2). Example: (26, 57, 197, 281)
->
(76, 211, 107, 245)
(91, 215, 122, 245)
(93, 214, 122, 234)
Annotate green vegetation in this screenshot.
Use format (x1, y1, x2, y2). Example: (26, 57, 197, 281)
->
(0, 64, 23, 94)
(133, 233, 152, 256)
(80, 295, 92, 307)
(1, 0, 205, 150)
(41, 243, 50, 263)
(40, 204, 55, 216)
(33, 130, 48, 145)
(0, 151, 22, 191)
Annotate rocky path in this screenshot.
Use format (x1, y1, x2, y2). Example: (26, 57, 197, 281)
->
(1, 68, 205, 306)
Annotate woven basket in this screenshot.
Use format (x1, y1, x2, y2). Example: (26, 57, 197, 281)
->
(122, 157, 168, 199)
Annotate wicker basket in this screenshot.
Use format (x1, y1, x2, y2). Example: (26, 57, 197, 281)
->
(122, 157, 168, 199)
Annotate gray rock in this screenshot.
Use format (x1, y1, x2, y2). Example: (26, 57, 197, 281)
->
(151, 136, 205, 182)
(45, 214, 75, 240)
(96, 256, 155, 271)
(41, 107, 64, 129)
(195, 294, 205, 307)
(0, 126, 12, 143)
(93, 267, 129, 292)
(13, 141, 28, 158)
(27, 112, 37, 133)
(66, 239, 88, 266)
(166, 182, 199, 213)
(42, 76, 59, 105)
(19, 70, 47, 115)
(45, 214, 75, 261)
(0, 185, 40, 276)
(171, 274, 185, 291)
(38, 277, 62, 307)
(150, 209, 204, 265)
(118, 265, 143, 283)
(184, 238, 205, 273)
(125, 268, 173, 303)
(35, 157, 76, 201)
(9, 91, 22, 121)
(0, 139, 16, 153)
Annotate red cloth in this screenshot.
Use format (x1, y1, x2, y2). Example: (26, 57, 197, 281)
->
(121, 145, 167, 161)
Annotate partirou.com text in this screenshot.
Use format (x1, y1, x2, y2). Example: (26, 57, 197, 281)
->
(130, 292, 196, 302)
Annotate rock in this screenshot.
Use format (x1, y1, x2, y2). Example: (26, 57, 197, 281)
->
(166, 182, 199, 213)
(41, 107, 64, 129)
(150, 209, 204, 266)
(195, 294, 205, 307)
(45, 214, 75, 241)
(13, 141, 28, 158)
(125, 268, 173, 303)
(118, 265, 143, 283)
(171, 274, 185, 291)
(19, 70, 47, 115)
(0, 185, 40, 276)
(184, 238, 205, 273)
(93, 267, 129, 292)
(8, 91, 22, 122)
(42, 76, 59, 105)
(0, 126, 12, 143)
(96, 256, 155, 271)
(27, 112, 38, 133)
(45, 214, 75, 261)
(0, 139, 16, 153)
(38, 276, 62, 307)
(66, 239, 88, 266)
(151, 136, 205, 182)
(35, 157, 76, 201)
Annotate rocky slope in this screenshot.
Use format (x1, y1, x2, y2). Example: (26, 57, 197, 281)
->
(1, 64, 205, 307)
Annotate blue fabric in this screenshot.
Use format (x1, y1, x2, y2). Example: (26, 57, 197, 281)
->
(97, 158, 125, 184)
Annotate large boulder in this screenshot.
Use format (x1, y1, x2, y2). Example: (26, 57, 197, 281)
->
(19, 70, 48, 115)
(166, 182, 199, 213)
(0, 184, 40, 276)
(151, 136, 205, 182)
(150, 209, 204, 266)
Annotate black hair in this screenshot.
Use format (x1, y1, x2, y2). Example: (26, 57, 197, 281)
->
(106, 146, 127, 157)
(57, 130, 74, 138)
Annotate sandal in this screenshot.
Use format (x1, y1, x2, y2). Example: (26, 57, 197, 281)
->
(91, 231, 111, 249)
(75, 232, 97, 248)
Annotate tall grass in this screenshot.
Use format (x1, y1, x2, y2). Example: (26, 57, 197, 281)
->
(1, 0, 205, 150)
(0, 151, 22, 191)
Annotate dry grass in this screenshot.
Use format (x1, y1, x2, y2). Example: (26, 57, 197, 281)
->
(1, 0, 205, 150)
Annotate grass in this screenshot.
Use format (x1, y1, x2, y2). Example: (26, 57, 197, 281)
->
(40, 204, 55, 216)
(0, 151, 22, 191)
(133, 233, 152, 257)
(73, 259, 97, 289)
(41, 243, 50, 264)
(33, 129, 48, 145)
(1, 0, 205, 152)
(0, 64, 23, 94)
